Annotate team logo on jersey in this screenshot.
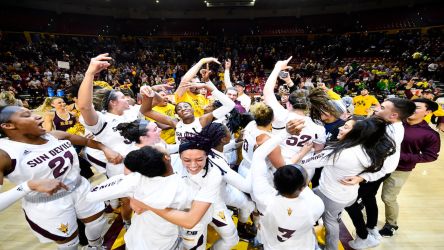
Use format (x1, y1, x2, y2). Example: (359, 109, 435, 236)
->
(287, 208, 293, 216)
(57, 223, 69, 234)
(218, 211, 226, 221)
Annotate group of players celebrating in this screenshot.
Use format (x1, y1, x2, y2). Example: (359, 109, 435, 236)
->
(0, 53, 440, 250)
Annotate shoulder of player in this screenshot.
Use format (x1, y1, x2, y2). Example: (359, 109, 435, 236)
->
(0, 148, 13, 176)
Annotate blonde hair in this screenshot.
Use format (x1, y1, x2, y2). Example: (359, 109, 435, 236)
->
(250, 102, 274, 126)
(33, 97, 55, 113)
(0, 91, 22, 107)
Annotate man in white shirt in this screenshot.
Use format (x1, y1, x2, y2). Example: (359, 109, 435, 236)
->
(223, 59, 251, 112)
(343, 98, 416, 249)
(234, 81, 251, 112)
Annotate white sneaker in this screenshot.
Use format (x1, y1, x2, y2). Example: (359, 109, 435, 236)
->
(348, 234, 380, 249)
(367, 227, 382, 240)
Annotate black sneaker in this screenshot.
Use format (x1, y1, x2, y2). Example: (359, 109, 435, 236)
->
(379, 223, 399, 237)
(237, 222, 257, 240)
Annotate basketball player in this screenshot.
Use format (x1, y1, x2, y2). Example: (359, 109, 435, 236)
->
(0, 105, 122, 250)
(250, 133, 324, 249)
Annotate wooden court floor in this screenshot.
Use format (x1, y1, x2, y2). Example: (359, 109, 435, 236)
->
(1, 134, 444, 250)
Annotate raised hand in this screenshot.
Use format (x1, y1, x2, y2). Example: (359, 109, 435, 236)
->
(225, 59, 232, 70)
(28, 179, 69, 195)
(86, 53, 112, 75)
(275, 56, 293, 71)
(200, 66, 212, 82)
(140, 85, 155, 98)
(199, 57, 221, 65)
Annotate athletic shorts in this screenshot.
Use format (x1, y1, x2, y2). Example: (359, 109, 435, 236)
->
(22, 177, 105, 243)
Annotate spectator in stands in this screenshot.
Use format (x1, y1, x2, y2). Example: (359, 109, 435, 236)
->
(353, 88, 380, 117)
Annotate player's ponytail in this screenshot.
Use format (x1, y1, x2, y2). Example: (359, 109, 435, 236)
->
(116, 119, 149, 144)
(124, 146, 168, 177)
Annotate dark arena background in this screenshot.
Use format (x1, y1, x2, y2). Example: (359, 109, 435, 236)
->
(0, 0, 443, 250)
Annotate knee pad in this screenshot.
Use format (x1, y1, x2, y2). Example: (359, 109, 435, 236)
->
(57, 237, 79, 250)
(84, 215, 106, 246)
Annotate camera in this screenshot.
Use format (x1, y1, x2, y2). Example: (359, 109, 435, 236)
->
(279, 71, 289, 79)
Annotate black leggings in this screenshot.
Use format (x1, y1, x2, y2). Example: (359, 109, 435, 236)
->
(345, 174, 389, 239)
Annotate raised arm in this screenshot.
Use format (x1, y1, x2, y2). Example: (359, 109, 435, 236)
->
(77, 53, 112, 126)
(85, 175, 135, 203)
(224, 59, 233, 89)
(264, 57, 292, 119)
(199, 81, 235, 127)
(175, 57, 220, 98)
(139, 86, 177, 129)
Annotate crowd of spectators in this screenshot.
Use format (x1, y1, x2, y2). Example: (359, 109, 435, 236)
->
(0, 28, 443, 107)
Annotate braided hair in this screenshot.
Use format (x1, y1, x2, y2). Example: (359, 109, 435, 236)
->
(179, 122, 229, 177)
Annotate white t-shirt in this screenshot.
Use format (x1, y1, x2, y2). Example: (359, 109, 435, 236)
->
(237, 93, 251, 112)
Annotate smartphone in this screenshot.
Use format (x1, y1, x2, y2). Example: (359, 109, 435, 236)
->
(279, 71, 289, 79)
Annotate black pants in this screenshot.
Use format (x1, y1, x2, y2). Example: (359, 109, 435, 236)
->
(345, 174, 390, 239)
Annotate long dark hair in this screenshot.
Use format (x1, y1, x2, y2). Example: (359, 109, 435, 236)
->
(329, 116, 395, 173)
(115, 119, 149, 144)
(212, 100, 253, 133)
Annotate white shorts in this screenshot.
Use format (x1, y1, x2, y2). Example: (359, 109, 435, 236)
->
(180, 222, 208, 250)
(22, 177, 105, 243)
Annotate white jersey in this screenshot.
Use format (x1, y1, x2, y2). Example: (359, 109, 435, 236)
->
(174, 158, 223, 225)
(175, 118, 202, 145)
(278, 112, 326, 163)
(251, 136, 324, 250)
(0, 134, 80, 198)
(240, 121, 273, 168)
(86, 173, 194, 250)
(80, 110, 138, 176)
(259, 189, 324, 250)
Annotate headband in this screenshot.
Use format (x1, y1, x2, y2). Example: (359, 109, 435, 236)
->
(0, 106, 22, 124)
(138, 119, 150, 136)
(103, 90, 116, 111)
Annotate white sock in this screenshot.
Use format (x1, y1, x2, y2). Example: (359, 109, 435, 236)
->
(57, 237, 79, 250)
(85, 215, 106, 246)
